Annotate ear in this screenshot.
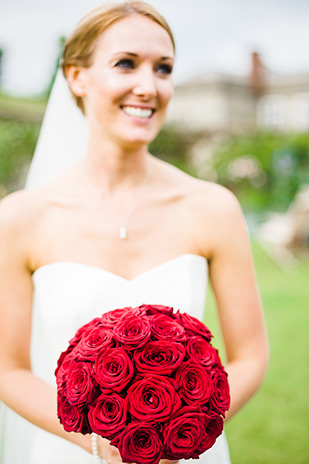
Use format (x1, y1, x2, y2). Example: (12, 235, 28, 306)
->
(65, 65, 86, 97)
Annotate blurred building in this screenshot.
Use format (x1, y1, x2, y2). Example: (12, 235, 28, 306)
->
(166, 52, 309, 133)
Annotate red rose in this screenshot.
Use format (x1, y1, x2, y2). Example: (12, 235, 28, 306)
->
(75, 327, 115, 361)
(127, 375, 181, 422)
(152, 422, 164, 434)
(88, 390, 127, 439)
(113, 314, 151, 350)
(111, 422, 163, 464)
(66, 361, 96, 406)
(100, 307, 133, 328)
(69, 317, 103, 346)
(163, 406, 207, 460)
(134, 341, 185, 375)
(57, 393, 90, 434)
(175, 360, 213, 405)
(185, 336, 219, 368)
(55, 350, 75, 386)
(139, 304, 175, 318)
(149, 314, 187, 342)
(209, 369, 230, 416)
(175, 311, 213, 341)
(129, 305, 151, 317)
(56, 350, 82, 395)
(94, 347, 134, 392)
(198, 409, 224, 452)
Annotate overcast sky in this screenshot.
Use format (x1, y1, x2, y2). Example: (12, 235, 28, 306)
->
(0, 0, 308, 95)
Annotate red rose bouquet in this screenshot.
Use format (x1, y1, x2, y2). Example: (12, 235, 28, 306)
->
(55, 304, 230, 464)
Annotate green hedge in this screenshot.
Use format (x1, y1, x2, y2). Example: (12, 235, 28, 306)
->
(210, 131, 309, 212)
(0, 119, 40, 196)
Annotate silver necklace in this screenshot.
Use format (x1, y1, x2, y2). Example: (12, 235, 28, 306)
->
(102, 163, 151, 240)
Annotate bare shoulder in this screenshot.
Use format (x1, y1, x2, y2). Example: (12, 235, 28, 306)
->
(0, 167, 73, 229)
(193, 179, 243, 219)
(0, 189, 45, 231)
(156, 158, 242, 218)
(156, 160, 248, 258)
(0, 190, 48, 269)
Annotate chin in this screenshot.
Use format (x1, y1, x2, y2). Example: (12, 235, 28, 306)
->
(118, 129, 159, 149)
(119, 138, 152, 151)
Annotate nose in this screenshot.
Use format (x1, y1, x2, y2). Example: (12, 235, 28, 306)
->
(132, 65, 157, 100)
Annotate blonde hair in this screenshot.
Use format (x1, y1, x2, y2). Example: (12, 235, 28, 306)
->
(61, 1, 175, 113)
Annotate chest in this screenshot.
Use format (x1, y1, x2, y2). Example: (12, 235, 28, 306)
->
(31, 194, 207, 278)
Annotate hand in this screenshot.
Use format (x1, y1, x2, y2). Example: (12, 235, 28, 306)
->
(97, 437, 125, 464)
(159, 461, 179, 464)
(97, 437, 179, 464)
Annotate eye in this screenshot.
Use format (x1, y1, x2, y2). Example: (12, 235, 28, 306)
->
(156, 63, 173, 75)
(114, 58, 135, 70)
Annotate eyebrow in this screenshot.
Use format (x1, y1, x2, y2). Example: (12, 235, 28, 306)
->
(112, 52, 174, 61)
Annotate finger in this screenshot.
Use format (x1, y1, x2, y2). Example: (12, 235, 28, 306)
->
(160, 461, 179, 464)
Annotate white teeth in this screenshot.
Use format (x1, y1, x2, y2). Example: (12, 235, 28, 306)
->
(122, 106, 153, 118)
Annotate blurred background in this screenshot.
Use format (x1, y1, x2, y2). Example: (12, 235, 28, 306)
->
(0, 0, 308, 463)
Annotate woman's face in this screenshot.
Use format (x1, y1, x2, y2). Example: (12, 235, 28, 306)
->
(72, 14, 175, 149)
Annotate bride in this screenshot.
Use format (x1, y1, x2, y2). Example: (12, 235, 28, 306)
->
(0, 2, 268, 463)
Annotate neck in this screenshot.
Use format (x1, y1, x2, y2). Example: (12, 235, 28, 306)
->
(80, 135, 151, 198)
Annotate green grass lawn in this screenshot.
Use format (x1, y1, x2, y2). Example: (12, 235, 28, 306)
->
(205, 242, 309, 464)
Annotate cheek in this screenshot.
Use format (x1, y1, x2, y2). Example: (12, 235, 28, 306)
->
(159, 81, 174, 106)
(89, 72, 130, 106)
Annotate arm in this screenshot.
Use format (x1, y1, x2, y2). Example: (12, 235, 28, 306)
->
(0, 192, 91, 453)
(202, 187, 269, 420)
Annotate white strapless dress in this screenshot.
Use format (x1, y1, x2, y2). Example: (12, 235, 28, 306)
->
(0, 254, 230, 464)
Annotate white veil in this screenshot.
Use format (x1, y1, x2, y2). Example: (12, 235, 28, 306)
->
(0, 71, 88, 464)
(25, 69, 88, 189)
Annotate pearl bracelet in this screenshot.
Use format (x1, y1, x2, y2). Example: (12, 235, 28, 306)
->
(91, 433, 105, 464)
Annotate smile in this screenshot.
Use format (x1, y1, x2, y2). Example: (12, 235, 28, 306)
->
(121, 106, 155, 119)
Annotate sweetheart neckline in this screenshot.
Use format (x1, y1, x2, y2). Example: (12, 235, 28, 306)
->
(32, 254, 207, 283)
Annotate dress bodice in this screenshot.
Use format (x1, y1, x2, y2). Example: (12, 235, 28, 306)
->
(30, 254, 208, 386)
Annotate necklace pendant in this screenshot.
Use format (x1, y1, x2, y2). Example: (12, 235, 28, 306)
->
(119, 226, 127, 240)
